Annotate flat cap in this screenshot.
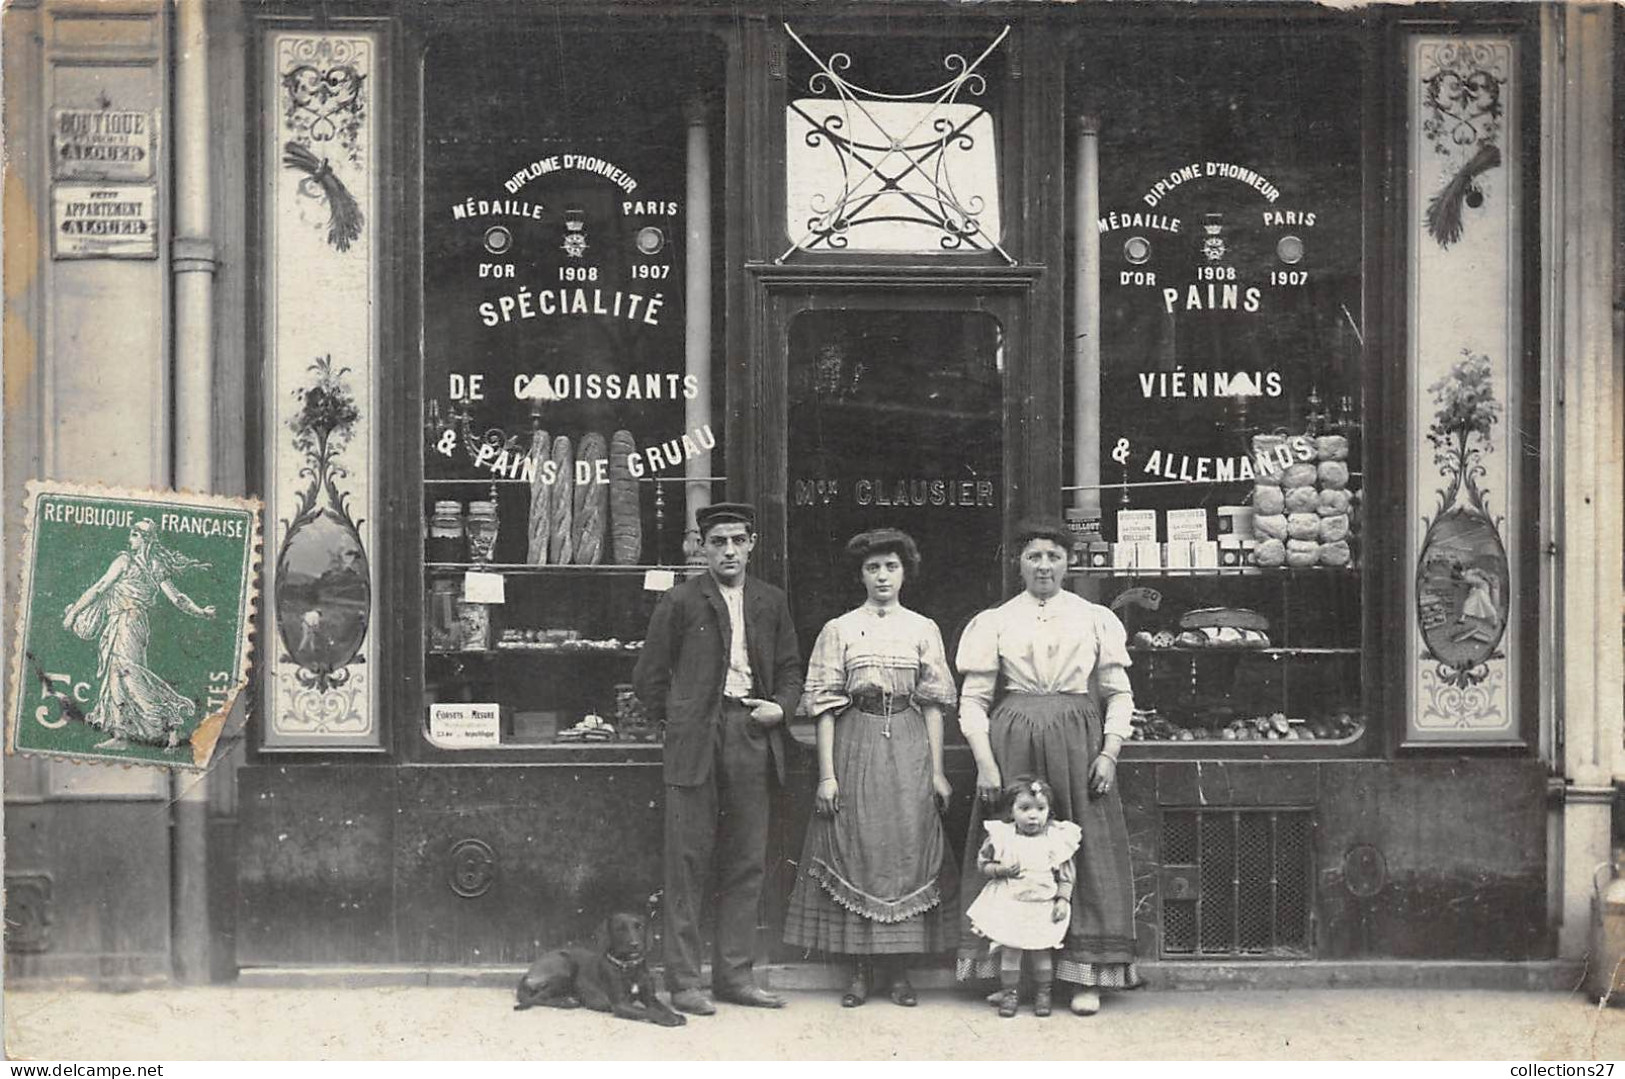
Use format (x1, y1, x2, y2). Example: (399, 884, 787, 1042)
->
(695, 501, 756, 536)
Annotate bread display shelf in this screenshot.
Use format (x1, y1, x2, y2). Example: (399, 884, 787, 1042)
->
(1067, 566, 1361, 578)
(1128, 647, 1360, 657)
(425, 562, 695, 574)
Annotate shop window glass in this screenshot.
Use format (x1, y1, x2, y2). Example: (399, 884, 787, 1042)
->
(1069, 31, 1366, 746)
(782, 30, 1007, 258)
(419, 31, 725, 750)
(786, 310, 1006, 679)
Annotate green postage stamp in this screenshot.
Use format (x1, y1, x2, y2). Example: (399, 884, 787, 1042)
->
(7, 482, 261, 770)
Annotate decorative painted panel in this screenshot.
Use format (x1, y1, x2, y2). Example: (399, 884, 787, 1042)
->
(262, 32, 379, 747)
(1406, 37, 1520, 742)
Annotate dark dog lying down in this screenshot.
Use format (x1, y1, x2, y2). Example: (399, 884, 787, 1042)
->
(515, 911, 685, 1027)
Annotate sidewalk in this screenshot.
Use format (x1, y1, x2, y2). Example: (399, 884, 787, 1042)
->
(5, 985, 1621, 1060)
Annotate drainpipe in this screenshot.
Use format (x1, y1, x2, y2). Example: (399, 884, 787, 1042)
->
(1071, 114, 1101, 597)
(683, 96, 713, 543)
(171, 0, 217, 984)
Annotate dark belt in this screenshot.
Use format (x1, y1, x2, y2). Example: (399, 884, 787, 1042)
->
(851, 692, 910, 718)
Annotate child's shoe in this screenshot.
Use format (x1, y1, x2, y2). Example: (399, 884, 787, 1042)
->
(1033, 983, 1053, 1017)
(996, 987, 1019, 1018)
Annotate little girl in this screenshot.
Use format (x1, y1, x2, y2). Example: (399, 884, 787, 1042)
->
(965, 777, 1082, 1017)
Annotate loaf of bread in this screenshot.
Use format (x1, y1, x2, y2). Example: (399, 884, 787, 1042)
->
(1253, 485, 1285, 516)
(1255, 514, 1288, 541)
(609, 429, 642, 565)
(1315, 435, 1349, 461)
(1319, 514, 1350, 543)
(526, 428, 551, 564)
(1280, 462, 1318, 489)
(1319, 539, 1352, 567)
(1284, 486, 1319, 514)
(1287, 513, 1320, 541)
(1318, 460, 1350, 489)
(1318, 489, 1352, 516)
(1179, 607, 1270, 632)
(549, 435, 574, 564)
(1286, 539, 1320, 567)
(1255, 538, 1287, 567)
(574, 432, 609, 565)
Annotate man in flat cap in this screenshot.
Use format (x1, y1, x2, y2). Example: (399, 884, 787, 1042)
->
(634, 502, 803, 1013)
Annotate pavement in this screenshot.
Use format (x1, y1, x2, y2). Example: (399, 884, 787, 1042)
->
(5, 984, 1623, 1060)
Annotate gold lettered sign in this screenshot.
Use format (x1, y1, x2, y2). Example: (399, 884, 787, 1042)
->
(51, 108, 155, 182)
(51, 183, 158, 260)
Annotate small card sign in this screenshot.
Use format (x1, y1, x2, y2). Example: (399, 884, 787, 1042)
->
(1116, 509, 1158, 543)
(429, 702, 501, 747)
(1166, 508, 1210, 543)
(52, 183, 158, 260)
(643, 569, 676, 592)
(462, 570, 505, 605)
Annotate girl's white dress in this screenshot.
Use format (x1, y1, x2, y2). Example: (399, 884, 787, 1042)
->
(965, 819, 1083, 950)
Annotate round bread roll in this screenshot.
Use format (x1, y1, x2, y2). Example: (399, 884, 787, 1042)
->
(1319, 540, 1352, 567)
(1255, 538, 1287, 567)
(1284, 486, 1319, 514)
(1318, 489, 1352, 516)
(1315, 435, 1349, 461)
(1286, 539, 1320, 567)
(1318, 460, 1350, 489)
(1255, 514, 1289, 541)
(1253, 486, 1285, 516)
(1319, 514, 1350, 543)
(1287, 513, 1320, 541)
(1280, 462, 1318, 489)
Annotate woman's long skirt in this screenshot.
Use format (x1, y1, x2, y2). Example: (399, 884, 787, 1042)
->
(954, 692, 1140, 989)
(784, 704, 958, 956)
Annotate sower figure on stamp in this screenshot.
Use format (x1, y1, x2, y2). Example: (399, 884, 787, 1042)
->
(634, 502, 804, 1015)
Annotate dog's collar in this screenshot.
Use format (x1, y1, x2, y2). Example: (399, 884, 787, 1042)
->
(605, 952, 642, 971)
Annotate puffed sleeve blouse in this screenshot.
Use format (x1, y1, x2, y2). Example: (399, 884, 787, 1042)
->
(799, 605, 958, 720)
(954, 590, 1135, 741)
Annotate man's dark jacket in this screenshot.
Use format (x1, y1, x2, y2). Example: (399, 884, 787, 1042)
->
(633, 572, 803, 787)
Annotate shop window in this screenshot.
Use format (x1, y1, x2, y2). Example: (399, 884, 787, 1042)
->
(785, 310, 1006, 672)
(781, 28, 1008, 260)
(418, 31, 725, 750)
(1067, 31, 1366, 747)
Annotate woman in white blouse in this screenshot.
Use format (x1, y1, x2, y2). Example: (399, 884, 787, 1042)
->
(953, 521, 1140, 1016)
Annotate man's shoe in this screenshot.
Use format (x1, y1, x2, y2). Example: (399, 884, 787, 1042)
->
(714, 984, 786, 1009)
(670, 989, 716, 1016)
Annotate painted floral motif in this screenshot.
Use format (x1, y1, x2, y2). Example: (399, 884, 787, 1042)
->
(1419, 41, 1508, 248)
(1416, 350, 1508, 699)
(275, 356, 371, 697)
(280, 37, 368, 251)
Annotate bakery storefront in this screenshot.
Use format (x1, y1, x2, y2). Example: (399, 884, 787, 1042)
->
(8, 0, 1619, 985)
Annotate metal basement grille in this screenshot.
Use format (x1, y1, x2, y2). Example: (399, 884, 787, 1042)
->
(1160, 809, 1312, 958)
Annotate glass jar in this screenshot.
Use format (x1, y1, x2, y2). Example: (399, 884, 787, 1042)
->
(427, 501, 467, 563)
(467, 500, 500, 564)
(458, 598, 492, 652)
(427, 576, 461, 652)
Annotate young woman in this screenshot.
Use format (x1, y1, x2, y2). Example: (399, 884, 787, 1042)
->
(783, 528, 957, 1007)
(953, 520, 1140, 1016)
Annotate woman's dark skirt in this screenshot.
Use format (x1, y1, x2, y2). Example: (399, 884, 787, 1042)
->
(784, 704, 958, 956)
(954, 692, 1141, 989)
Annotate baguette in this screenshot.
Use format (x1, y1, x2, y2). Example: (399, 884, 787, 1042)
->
(549, 435, 574, 564)
(574, 432, 609, 565)
(526, 428, 551, 564)
(609, 429, 642, 565)
(1179, 607, 1270, 633)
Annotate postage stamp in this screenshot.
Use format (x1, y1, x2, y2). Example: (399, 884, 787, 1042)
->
(7, 481, 261, 770)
